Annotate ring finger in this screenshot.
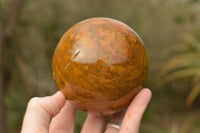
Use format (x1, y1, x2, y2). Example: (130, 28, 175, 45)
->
(104, 110, 126, 133)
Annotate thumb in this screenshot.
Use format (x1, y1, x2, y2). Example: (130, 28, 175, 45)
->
(21, 91, 66, 133)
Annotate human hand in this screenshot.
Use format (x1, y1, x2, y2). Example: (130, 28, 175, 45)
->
(21, 88, 151, 133)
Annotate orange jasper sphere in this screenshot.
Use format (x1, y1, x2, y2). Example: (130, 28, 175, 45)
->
(52, 18, 148, 115)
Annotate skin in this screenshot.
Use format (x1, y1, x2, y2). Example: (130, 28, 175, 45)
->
(21, 88, 151, 133)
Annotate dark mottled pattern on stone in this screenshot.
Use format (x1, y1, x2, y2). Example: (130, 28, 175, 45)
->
(52, 17, 148, 115)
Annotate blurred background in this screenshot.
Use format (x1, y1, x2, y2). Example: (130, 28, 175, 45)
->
(0, 0, 200, 132)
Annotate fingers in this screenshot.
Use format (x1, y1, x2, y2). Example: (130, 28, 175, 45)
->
(49, 100, 77, 133)
(81, 113, 108, 133)
(119, 88, 152, 133)
(104, 110, 125, 133)
(21, 89, 151, 133)
(21, 91, 66, 133)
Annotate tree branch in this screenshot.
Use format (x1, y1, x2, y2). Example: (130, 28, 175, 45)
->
(0, 0, 1, 15)
(0, 0, 2, 27)
(3, 0, 24, 41)
(0, 17, 6, 133)
(0, 0, 24, 132)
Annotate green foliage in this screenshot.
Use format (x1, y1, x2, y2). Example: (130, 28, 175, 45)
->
(1, 0, 200, 132)
(173, 15, 186, 24)
(158, 32, 200, 106)
(188, 0, 200, 4)
(74, 111, 87, 133)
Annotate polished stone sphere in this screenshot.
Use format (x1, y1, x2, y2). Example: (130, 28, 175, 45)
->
(52, 17, 148, 115)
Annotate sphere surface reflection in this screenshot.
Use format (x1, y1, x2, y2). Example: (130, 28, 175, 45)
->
(52, 17, 148, 115)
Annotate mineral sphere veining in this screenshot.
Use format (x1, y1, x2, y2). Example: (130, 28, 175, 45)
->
(52, 17, 148, 115)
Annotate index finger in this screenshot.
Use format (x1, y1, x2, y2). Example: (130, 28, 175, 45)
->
(21, 91, 66, 133)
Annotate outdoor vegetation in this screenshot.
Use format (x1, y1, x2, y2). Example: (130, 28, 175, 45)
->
(0, 0, 200, 133)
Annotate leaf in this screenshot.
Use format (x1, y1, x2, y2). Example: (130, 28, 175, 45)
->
(161, 68, 199, 85)
(185, 84, 200, 106)
(184, 34, 200, 50)
(158, 54, 200, 77)
(158, 33, 200, 105)
(192, 70, 200, 87)
(158, 43, 188, 60)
